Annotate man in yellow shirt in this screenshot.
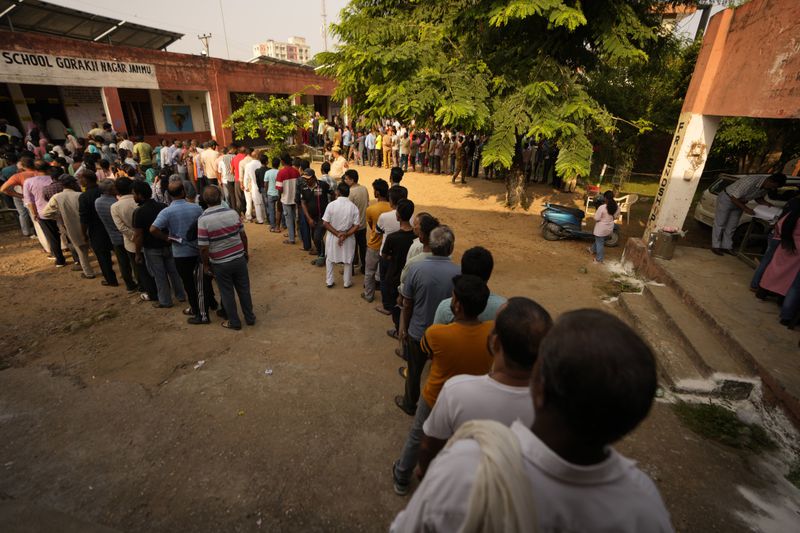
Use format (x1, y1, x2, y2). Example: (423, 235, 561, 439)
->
(363, 178, 392, 302)
(382, 128, 394, 169)
(375, 130, 383, 168)
(392, 274, 493, 495)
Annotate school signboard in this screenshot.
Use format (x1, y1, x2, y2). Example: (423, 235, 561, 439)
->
(0, 50, 158, 89)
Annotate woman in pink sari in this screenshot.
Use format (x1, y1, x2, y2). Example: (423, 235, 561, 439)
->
(759, 198, 800, 325)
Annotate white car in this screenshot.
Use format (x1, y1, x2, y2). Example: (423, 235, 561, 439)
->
(693, 174, 799, 240)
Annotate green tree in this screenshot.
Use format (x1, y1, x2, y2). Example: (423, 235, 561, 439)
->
(223, 94, 313, 158)
(587, 36, 701, 185)
(318, 0, 667, 207)
(711, 117, 800, 174)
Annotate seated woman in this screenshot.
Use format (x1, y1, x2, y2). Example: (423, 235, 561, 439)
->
(758, 199, 800, 326)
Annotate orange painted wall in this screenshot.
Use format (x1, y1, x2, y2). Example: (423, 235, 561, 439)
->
(683, 0, 800, 119)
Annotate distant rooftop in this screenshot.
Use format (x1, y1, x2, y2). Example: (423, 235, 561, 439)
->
(247, 55, 314, 70)
(0, 0, 184, 50)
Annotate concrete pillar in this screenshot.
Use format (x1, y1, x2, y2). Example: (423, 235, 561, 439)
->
(7, 83, 31, 125)
(643, 112, 720, 239)
(100, 87, 126, 133)
(642, 8, 732, 241)
(204, 91, 216, 139)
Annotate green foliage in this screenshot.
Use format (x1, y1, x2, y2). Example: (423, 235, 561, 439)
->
(587, 32, 698, 181)
(672, 401, 776, 453)
(318, 0, 666, 205)
(222, 94, 313, 158)
(713, 117, 769, 157)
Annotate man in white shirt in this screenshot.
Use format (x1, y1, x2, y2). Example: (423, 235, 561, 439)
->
(391, 309, 672, 533)
(322, 182, 361, 289)
(417, 297, 552, 477)
(243, 148, 266, 224)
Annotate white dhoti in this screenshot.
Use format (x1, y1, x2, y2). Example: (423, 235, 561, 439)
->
(246, 188, 265, 223)
(322, 196, 361, 287)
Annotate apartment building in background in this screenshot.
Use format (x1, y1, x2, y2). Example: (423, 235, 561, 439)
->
(251, 36, 311, 64)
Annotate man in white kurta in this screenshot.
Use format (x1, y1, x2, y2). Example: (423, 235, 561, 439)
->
(322, 183, 361, 288)
(243, 151, 266, 224)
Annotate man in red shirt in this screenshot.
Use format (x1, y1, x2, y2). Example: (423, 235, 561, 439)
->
(231, 146, 247, 215)
(275, 153, 300, 245)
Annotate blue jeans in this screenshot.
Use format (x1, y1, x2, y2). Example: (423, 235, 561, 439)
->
(13, 196, 33, 236)
(265, 193, 279, 229)
(592, 235, 606, 262)
(395, 395, 433, 483)
(299, 211, 311, 250)
(282, 203, 296, 242)
(781, 270, 800, 322)
(144, 246, 186, 306)
(400, 154, 408, 171)
(751, 236, 779, 289)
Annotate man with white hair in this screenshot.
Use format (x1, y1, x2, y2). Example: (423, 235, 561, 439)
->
(396, 226, 460, 417)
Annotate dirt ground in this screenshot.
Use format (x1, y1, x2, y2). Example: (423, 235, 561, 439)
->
(0, 166, 792, 532)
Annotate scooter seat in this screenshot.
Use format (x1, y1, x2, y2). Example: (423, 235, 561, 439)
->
(546, 204, 585, 219)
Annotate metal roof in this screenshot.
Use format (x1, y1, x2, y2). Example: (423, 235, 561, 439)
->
(0, 0, 184, 50)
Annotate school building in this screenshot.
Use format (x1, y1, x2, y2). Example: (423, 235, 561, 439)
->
(0, 0, 336, 147)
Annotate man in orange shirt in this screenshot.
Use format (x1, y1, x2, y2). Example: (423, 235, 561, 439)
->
(392, 274, 493, 496)
(1, 155, 39, 237)
(362, 178, 392, 302)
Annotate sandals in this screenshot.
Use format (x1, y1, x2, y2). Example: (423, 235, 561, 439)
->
(221, 321, 241, 330)
(375, 306, 391, 316)
(387, 329, 398, 340)
(283, 239, 296, 245)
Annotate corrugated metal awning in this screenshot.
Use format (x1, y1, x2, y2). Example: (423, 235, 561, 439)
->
(0, 0, 184, 50)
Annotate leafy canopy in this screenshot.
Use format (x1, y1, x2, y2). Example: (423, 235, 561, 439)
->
(223, 94, 313, 158)
(318, 0, 666, 186)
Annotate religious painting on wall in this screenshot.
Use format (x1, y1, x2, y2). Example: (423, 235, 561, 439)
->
(163, 105, 193, 132)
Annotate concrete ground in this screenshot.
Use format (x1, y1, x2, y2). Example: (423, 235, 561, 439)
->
(0, 167, 796, 531)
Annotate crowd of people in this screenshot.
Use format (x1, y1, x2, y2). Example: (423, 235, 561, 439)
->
(307, 114, 562, 185)
(0, 117, 673, 531)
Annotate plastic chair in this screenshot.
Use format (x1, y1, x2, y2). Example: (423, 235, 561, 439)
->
(614, 194, 639, 224)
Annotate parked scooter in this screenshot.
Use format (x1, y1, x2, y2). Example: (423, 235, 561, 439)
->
(541, 202, 620, 247)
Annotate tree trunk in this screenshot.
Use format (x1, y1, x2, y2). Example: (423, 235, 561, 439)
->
(504, 135, 533, 210)
(505, 161, 527, 209)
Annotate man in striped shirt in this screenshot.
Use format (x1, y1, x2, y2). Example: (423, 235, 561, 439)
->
(712, 173, 786, 255)
(198, 186, 255, 330)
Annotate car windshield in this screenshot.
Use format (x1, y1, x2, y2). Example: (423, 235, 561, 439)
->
(709, 178, 734, 195)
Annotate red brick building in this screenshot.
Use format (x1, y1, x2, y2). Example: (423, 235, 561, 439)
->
(0, 2, 335, 147)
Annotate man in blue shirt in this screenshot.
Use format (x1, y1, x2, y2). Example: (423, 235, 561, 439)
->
(262, 157, 281, 232)
(397, 225, 460, 416)
(150, 181, 210, 324)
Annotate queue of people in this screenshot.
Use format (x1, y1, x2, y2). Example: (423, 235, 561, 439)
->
(0, 127, 256, 331)
(1, 119, 674, 531)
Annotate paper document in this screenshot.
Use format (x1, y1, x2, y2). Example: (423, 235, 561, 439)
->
(752, 205, 781, 222)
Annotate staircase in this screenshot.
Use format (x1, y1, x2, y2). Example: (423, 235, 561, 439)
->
(618, 284, 757, 400)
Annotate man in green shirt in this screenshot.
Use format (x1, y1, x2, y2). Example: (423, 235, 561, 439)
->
(133, 136, 153, 171)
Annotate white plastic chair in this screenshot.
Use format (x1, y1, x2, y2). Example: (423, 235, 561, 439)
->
(614, 194, 639, 224)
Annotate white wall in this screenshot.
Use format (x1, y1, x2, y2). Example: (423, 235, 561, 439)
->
(148, 90, 209, 135)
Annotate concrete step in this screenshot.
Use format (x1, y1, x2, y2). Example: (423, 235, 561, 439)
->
(617, 292, 712, 395)
(643, 284, 752, 377)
